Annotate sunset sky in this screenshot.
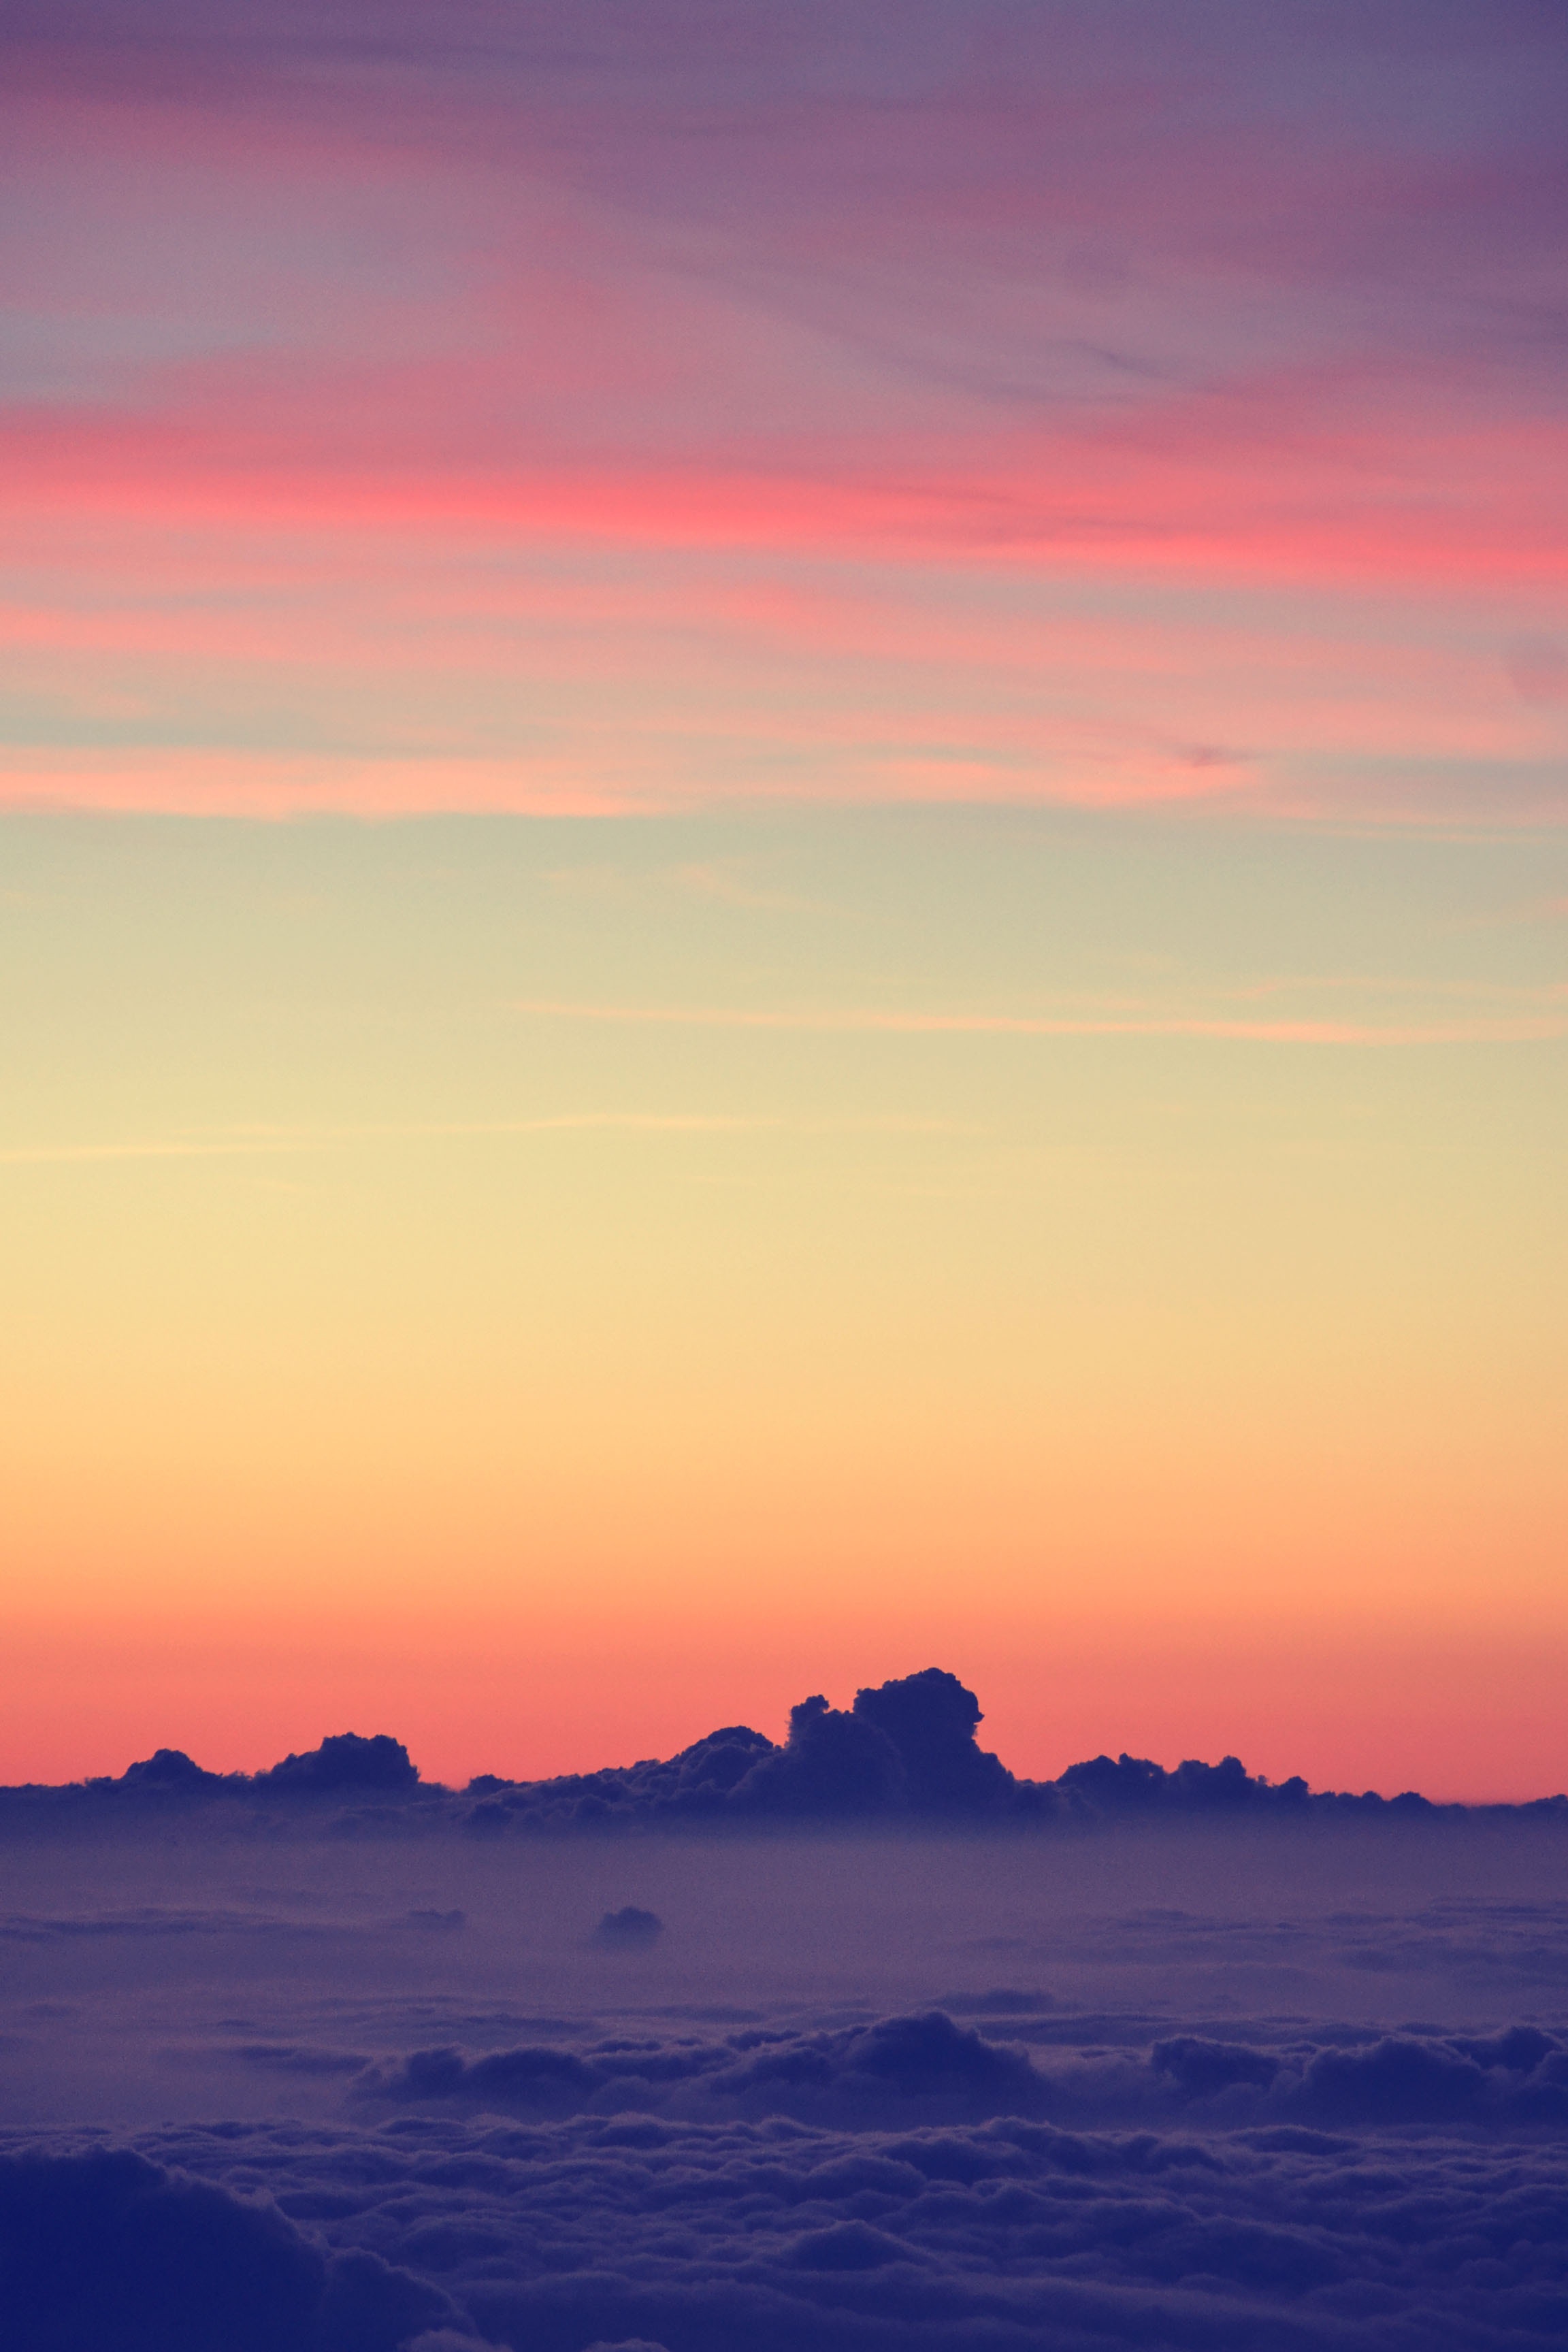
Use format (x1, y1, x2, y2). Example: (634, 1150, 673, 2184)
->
(3, 1, 1565, 1797)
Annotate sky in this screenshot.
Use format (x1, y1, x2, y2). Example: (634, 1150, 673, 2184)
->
(2, 0, 1565, 1797)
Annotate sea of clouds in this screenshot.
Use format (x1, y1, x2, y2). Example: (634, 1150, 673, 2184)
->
(4, 1778, 1567, 2349)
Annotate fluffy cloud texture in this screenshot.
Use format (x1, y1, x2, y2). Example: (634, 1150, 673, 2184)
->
(9, 2008, 1568, 2351)
(0, 2144, 461, 2352)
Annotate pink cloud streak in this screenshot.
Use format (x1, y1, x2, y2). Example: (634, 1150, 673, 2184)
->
(510, 998, 1568, 1049)
(2, 3, 1564, 819)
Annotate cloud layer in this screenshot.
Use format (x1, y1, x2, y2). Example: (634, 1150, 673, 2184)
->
(6, 1759, 1568, 2349)
(10, 2006, 1568, 2351)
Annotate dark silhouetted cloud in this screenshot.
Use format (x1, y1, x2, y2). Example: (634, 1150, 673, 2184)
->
(731, 1696, 907, 1818)
(262, 1735, 423, 1797)
(591, 1907, 665, 1950)
(0, 2146, 468, 2351)
(5, 1671, 1568, 1837)
(852, 1670, 1014, 1815)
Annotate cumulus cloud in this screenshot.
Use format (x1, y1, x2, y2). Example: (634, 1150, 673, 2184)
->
(0, 2146, 470, 2351)
(851, 1671, 1014, 1814)
(732, 1695, 906, 1818)
(1152, 2038, 1281, 2100)
(356, 2010, 1049, 2129)
(261, 1735, 423, 1797)
(118, 1748, 225, 1793)
(591, 1908, 664, 1951)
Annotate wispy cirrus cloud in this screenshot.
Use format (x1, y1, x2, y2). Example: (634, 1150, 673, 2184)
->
(512, 995, 1568, 1048)
(0, 1112, 964, 1167)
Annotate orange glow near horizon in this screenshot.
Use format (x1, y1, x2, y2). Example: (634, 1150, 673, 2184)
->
(8, 1603, 1568, 1808)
